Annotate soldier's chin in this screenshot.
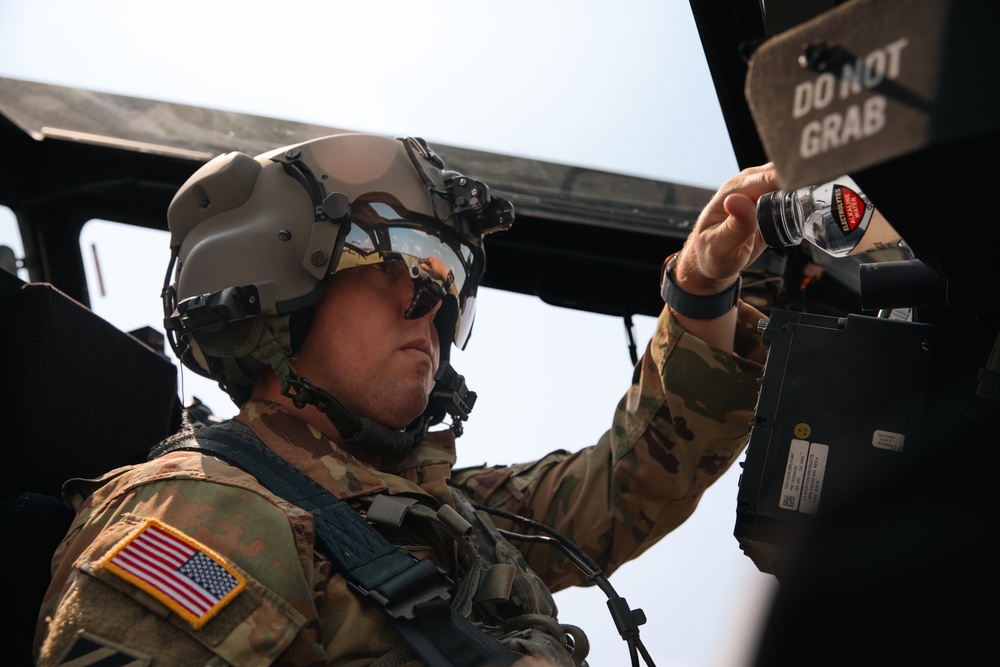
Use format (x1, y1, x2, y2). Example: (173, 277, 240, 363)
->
(372, 399, 429, 431)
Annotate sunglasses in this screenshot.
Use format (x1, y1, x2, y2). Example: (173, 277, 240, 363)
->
(335, 200, 484, 349)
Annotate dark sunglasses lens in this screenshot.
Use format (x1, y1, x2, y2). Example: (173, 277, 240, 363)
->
(405, 277, 446, 320)
(344, 200, 483, 347)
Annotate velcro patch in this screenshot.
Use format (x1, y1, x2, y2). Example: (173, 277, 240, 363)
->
(98, 518, 245, 628)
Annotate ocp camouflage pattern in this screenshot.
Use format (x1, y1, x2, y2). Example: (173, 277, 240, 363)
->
(35, 302, 766, 666)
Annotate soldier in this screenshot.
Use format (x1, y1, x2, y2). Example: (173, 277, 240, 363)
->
(34, 133, 776, 666)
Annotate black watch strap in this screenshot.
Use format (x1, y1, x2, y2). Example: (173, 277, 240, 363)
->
(660, 252, 741, 319)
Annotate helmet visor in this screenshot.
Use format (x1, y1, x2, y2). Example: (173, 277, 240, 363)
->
(336, 200, 484, 349)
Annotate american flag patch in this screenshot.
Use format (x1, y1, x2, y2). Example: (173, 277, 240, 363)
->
(99, 518, 246, 628)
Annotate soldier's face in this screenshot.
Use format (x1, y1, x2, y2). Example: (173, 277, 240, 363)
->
(292, 262, 441, 430)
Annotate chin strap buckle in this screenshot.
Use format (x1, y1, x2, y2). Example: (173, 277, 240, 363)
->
(430, 362, 477, 436)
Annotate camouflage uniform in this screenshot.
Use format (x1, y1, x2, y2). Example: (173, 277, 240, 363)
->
(34, 303, 766, 666)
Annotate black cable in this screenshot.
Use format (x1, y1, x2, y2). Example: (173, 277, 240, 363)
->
(474, 505, 602, 579)
(475, 504, 658, 667)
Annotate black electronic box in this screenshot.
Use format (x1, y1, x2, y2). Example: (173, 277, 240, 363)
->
(734, 309, 936, 577)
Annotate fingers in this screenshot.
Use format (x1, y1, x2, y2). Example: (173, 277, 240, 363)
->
(674, 164, 777, 290)
(729, 162, 780, 202)
(696, 164, 777, 233)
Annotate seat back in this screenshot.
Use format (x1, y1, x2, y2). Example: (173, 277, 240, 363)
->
(0, 269, 181, 664)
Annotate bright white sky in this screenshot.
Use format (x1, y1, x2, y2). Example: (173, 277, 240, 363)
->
(0, 2, 778, 665)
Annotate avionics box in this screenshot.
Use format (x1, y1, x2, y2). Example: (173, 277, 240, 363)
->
(734, 309, 936, 577)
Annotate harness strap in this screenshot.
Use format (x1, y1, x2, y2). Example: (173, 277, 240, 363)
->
(365, 495, 516, 605)
(152, 421, 517, 667)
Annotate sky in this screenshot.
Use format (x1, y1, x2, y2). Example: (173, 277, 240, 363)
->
(0, 2, 779, 665)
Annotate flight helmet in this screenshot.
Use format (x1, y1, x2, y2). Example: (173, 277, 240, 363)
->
(162, 133, 513, 450)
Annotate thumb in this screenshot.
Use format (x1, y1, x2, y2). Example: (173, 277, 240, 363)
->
(723, 192, 760, 235)
(719, 192, 768, 269)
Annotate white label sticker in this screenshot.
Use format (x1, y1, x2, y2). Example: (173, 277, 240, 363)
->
(799, 443, 829, 515)
(780, 439, 809, 511)
(872, 429, 905, 452)
(780, 439, 829, 515)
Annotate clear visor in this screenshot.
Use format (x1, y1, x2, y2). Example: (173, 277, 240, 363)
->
(335, 200, 483, 349)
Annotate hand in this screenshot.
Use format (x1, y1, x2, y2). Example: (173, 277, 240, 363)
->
(672, 163, 778, 295)
(666, 163, 778, 352)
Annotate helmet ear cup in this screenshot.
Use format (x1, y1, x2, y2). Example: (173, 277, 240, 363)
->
(192, 314, 295, 388)
(195, 316, 270, 360)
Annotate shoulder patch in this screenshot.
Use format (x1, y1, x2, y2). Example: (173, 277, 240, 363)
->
(98, 518, 246, 628)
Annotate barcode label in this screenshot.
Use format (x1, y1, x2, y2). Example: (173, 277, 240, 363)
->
(780, 439, 829, 515)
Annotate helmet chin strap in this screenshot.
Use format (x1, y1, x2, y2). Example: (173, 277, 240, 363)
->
(242, 315, 476, 458)
(280, 370, 415, 458)
(251, 318, 415, 458)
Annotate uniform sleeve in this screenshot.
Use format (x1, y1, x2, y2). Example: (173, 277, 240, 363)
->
(451, 301, 767, 591)
(34, 458, 323, 667)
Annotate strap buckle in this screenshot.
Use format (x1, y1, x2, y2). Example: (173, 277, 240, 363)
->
(348, 556, 453, 620)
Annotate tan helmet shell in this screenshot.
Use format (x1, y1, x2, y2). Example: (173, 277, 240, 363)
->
(167, 133, 450, 317)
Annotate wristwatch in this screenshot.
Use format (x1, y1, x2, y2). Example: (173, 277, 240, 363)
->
(659, 251, 741, 319)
